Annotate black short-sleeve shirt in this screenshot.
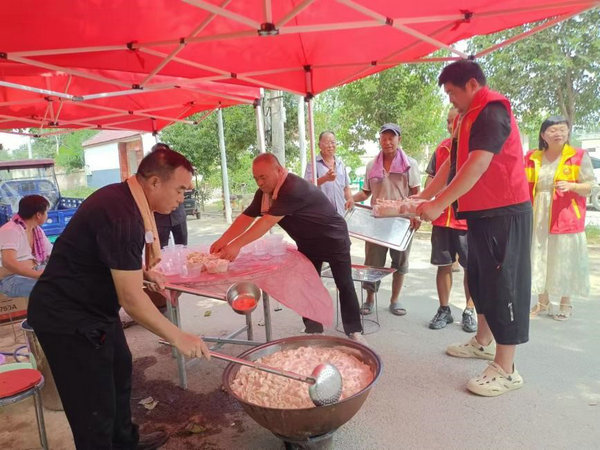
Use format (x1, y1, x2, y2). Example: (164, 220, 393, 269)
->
(243, 174, 350, 257)
(28, 182, 145, 334)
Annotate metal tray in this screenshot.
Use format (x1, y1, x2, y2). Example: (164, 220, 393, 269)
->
(344, 204, 414, 251)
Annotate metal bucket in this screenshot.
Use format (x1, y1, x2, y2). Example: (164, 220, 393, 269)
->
(21, 320, 63, 411)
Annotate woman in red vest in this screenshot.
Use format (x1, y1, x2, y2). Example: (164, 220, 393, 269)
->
(525, 116, 594, 320)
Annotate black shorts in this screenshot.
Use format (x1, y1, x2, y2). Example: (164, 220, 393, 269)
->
(467, 210, 532, 345)
(430, 226, 468, 267)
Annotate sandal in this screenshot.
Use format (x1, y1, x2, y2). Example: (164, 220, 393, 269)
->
(389, 302, 407, 316)
(553, 304, 573, 321)
(530, 302, 553, 318)
(360, 302, 374, 316)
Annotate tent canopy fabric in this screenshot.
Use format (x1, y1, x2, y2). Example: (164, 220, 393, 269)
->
(0, 0, 597, 133)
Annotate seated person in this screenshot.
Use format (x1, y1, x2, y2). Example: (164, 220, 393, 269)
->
(0, 195, 52, 297)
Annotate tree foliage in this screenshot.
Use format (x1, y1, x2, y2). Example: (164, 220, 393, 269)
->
(313, 62, 448, 172)
(1, 129, 97, 171)
(160, 105, 259, 194)
(468, 10, 600, 142)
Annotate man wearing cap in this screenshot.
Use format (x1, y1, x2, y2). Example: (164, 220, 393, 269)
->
(349, 123, 421, 316)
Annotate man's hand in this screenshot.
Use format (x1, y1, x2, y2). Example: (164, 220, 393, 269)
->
(144, 270, 167, 292)
(210, 236, 229, 254)
(410, 216, 422, 231)
(321, 168, 336, 183)
(219, 242, 242, 261)
(345, 199, 355, 210)
(172, 331, 211, 360)
(416, 200, 444, 222)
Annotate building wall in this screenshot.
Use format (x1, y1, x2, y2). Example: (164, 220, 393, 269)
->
(86, 169, 121, 188)
(85, 143, 120, 171)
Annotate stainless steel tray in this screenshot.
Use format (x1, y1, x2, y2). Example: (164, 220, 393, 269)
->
(344, 204, 414, 251)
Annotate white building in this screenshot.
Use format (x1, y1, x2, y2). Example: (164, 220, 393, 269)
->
(82, 131, 155, 188)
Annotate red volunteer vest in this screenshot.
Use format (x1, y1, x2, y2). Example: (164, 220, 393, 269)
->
(432, 138, 467, 230)
(454, 87, 530, 212)
(524, 145, 586, 234)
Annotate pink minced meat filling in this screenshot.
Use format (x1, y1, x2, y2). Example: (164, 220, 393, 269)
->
(231, 346, 373, 409)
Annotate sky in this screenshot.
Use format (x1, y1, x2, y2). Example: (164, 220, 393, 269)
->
(0, 132, 29, 151)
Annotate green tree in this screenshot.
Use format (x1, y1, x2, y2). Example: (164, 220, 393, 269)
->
(468, 9, 600, 142)
(313, 63, 447, 170)
(160, 105, 258, 195)
(54, 130, 98, 172)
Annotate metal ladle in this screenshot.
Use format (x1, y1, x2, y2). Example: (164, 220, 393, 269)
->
(159, 341, 342, 406)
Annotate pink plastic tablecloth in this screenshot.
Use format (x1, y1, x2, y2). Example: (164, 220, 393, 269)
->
(165, 247, 334, 327)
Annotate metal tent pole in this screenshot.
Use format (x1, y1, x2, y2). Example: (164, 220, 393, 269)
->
(306, 96, 317, 186)
(217, 107, 233, 224)
(298, 95, 307, 177)
(255, 90, 266, 153)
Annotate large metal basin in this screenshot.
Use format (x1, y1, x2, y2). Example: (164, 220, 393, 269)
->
(222, 335, 382, 440)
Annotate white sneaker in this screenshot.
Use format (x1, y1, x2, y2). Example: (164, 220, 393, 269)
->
(467, 362, 524, 397)
(348, 332, 368, 346)
(446, 336, 496, 360)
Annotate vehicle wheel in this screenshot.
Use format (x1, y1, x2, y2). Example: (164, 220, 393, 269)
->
(195, 212, 201, 219)
(592, 188, 600, 211)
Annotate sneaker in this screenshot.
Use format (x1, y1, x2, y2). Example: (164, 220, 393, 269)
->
(347, 332, 368, 346)
(466, 362, 524, 397)
(461, 308, 477, 333)
(429, 306, 454, 329)
(446, 336, 495, 360)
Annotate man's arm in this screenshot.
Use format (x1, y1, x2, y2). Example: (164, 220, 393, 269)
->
(1, 249, 42, 278)
(417, 150, 493, 221)
(220, 214, 283, 261)
(210, 213, 255, 253)
(352, 189, 370, 203)
(112, 269, 210, 359)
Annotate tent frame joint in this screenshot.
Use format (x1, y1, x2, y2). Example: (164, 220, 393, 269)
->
(258, 22, 279, 36)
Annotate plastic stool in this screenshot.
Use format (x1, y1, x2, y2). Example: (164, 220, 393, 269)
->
(0, 368, 48, 449)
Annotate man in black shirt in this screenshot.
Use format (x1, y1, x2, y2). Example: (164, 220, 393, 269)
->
(211, 153, 364, 342)
(28, 148, 210, 449)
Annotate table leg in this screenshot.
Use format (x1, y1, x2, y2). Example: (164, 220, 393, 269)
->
(262, 290, 272, 342)
(166, 290, 188, 389)
(245, 312, 254, 341)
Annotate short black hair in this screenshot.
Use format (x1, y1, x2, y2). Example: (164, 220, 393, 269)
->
(137, 147, 193, 181)
(438, 60, 487, 88)
(151, 142, 171, 152)
(539, 116, 570, 150)
(318, 131, 335, 142)
(18, 195, 50, 219)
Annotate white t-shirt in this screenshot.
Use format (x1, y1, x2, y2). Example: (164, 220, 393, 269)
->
(0, 221, 52, 267)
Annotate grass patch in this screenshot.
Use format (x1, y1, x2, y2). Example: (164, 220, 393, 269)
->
(586, 225, 600, 245)
(61, 186, 97, 199)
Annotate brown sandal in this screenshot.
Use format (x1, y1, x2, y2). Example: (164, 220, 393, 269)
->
(530, 302, 553, 318)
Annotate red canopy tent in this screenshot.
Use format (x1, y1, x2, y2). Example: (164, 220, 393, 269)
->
(1, 0, 597, 177)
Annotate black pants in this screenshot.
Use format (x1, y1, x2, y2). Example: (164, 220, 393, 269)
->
(467, 211, 532, 345)
(157, 223, 188, 248)
(303, 252, 362, 335)
(37, 322, 139, 450)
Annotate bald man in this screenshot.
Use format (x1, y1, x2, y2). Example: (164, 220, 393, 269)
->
(211, 153, 364, 343)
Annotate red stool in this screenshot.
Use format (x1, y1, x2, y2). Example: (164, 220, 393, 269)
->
(0, 368, 48, 449)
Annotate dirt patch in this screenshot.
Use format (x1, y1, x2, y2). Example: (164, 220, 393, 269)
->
(130, 355, 246, 443)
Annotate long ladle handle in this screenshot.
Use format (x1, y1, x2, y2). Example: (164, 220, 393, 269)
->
(158, 340, 315, 385)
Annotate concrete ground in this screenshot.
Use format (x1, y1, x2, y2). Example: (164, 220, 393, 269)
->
(1, 214, 599, 449)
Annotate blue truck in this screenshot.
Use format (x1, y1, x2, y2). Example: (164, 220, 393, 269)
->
(0, 159, 84, 242)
